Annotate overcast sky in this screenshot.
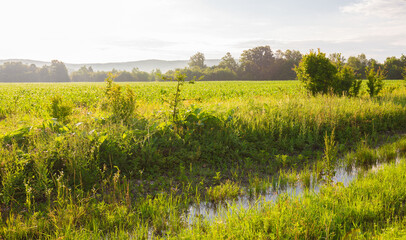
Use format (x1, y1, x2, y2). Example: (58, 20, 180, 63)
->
(1, 0, 405, 63)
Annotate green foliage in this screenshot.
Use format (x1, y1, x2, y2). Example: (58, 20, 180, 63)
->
(218, 52, 238, 72)
(346, 53, 369, 79)
(49, 95, 73, 122)
(104, 73, 136, 122)
(206, 180, 241, 202)
(296, 50, 361, 96)
(323, 129, 337, 182)
(177, 156, 406, 239)
(49, 60, 70, 82)
(0, 61, 70, 83)
(403, 66, 406, 81)
(334, 65, 362, 97)
(240, 45, 275, 80)
(188, 52, 206, 69)
(161, 72, 188, 123)
(295, 50, 337, 95)
(384, 56, 405, 79)
(2, 80, 406, 238)
(366, 67, 385, 97)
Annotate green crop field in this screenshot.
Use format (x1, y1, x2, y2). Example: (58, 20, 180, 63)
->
(1, 79, 406, 239)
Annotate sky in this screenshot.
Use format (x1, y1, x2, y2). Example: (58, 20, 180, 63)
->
(1, 0, 405, 63)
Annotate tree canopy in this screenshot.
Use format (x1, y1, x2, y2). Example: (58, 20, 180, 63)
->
(188, 52, 206, 69)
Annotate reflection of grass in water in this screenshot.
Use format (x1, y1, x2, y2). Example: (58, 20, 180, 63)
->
(299, 167, 312, 189)
(247, 176, 272, 197)
(378, 143, 397, 163)
(278, 169, 298, 189)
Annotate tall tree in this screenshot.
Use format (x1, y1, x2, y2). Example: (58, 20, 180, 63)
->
(384, 56, 405, 79)
(50, 60, 70, 82)
(38, 66, 51, 82)
(219, 52, 238, 72)
(273, 49, 302, 80)
(347, 54, 369, 78)
(329, 53, 346, 67)
(283, 50, 302, 65)
(240, 45, 275, 80)
(188, 52, 206, 68)
(71, 66, 94, 82)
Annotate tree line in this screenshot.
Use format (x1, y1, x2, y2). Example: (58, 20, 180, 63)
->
(0, 46, 405, 82)
(0, 60, 70, 83)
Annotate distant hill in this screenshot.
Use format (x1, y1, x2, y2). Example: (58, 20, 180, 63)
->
(0, 59, 221, 73)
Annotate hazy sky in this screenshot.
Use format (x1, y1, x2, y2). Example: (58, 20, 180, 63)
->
(1, 0, 405, 63)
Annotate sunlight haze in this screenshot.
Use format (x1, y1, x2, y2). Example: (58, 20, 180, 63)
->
(1, 0, 405, 62)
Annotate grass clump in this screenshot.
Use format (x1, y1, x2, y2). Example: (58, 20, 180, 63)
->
(206, 180, 241, 202)
(299, 166, 312, 189)
(353, 141, 378, 167)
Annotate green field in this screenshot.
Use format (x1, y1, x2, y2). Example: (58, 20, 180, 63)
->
(1, 80, 406, 239)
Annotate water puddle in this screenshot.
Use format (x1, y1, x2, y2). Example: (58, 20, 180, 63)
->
(186, 156, 399, 224)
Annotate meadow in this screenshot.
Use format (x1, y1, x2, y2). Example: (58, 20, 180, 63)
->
(1, 79, 406, 239)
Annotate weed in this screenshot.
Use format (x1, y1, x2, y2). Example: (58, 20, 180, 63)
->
(49, 94, 73, 122)
(366, 67, 385, 97)
(104, 73, 136, 123)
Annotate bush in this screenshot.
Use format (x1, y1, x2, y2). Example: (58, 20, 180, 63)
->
(295, 50, 337, 95)
(49, 95, 73, 122)
(104, 73, 136, 122)
(334, 65, 362, 97)
(366, 67, 385, 97)
(295, 50, 361, 96)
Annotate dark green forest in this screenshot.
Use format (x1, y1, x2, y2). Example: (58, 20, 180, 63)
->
(1, 46, 405, 82)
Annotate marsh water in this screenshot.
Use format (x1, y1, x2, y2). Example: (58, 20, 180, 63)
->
(185, 158, 398, 224)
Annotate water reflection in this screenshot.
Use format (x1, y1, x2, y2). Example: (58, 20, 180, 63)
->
(187, 157, 395, 224)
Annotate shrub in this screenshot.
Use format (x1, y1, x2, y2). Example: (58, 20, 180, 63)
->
(366, 67, 385, 97)
(334, 65, 362, 97)
(49, 95, 73, 122)
(295, 50, 361, 96)
(295, 49, 337, 95)
(104, 73, 136, 122)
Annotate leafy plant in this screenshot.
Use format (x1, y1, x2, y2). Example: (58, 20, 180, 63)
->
(49, 95, 73, 122)
(161, 72, 197, 124)
(104, 73, 136, 122)
(366, 67, 385, 97)
(206, 180, 241, 202)
(296, 50, 361, 96)
(334, 65, 362, 97)
(295, 49, 337, 95)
